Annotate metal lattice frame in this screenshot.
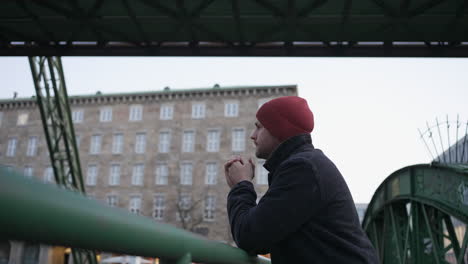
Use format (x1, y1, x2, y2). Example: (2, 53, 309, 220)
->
(1, 0, 468, 57)
(28, 56, 97, 264)
(363, 164, 468, 264)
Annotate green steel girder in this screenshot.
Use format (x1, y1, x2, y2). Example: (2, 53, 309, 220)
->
(29, 56, 84, 192)
(0, 168, 270, 264)
(363, 163, 468, 264)
(28, 56, 97, 264)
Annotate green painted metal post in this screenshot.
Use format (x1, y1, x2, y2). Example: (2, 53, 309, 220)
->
(28, 56, 96, 264)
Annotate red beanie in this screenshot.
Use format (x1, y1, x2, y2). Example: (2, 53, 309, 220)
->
(256, 96, 314, 142)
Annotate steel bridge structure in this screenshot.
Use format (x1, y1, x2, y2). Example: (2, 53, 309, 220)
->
(1, 0, 468, 263)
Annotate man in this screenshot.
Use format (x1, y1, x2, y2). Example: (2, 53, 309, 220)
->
(224, 96, 378, 264)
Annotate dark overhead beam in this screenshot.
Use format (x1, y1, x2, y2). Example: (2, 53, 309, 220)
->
(122, 0, 150, 43)
(17, 0, 56, 41)
(231, 0, 245, 44)
(253, 0, 285, 17)
(408, 0, 448, 18)
(2, 42, 468, 57)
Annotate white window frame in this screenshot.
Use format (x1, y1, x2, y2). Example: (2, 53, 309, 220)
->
(43, 166, 54, 183)
(26, 136, 38, 156)
(206, 129, 220, 152)
(205, 162, 218, 185)
(76, 135, 81, 148)
(86, 164, 98, 186)
(160, 104, 174, 120)
(182, 130, 195, 152)
(232, 128, 245, 152)
(6, 138, 17, 157)
(203, 195, 216, 221)
(224, 101, 239, 117)
(17, 112, 29, 126)
(153, 194, 165, 220)
(112, 133, 124, 154)
(134, 132, 146, 154)
(72, 109, 84, 123)
(109, 164, 121, 186)
(129, 105, 143, 121)
(180, 162, 193, 185)
(23, 166, 33, 178)
(191, 102, 206, 119)
(158, 130, 171, 153)
(129, 195, 142, 215)
(256, 160, 269, 185)
(131, 163, 145, 186)
(99, 107, 112, 122)
(107, 194, 118, 207)
(90, 134, 102, 154)
(155, 163, 169, 185)
(177, 193, 191, 221)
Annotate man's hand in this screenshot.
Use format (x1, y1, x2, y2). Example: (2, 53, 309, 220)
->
(224, 156, 255, 188)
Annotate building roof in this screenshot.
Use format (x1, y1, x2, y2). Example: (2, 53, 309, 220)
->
(1, 1, 468, 57)
(0, 84, 296, 107)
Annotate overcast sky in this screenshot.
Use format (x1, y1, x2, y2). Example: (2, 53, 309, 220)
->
(1, 56, 467, 203)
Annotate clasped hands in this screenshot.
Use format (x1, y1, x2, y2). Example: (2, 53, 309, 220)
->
(224, 156, 255, 188)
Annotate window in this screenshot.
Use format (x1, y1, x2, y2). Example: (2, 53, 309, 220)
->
(129, 195, 142, 215)
(90, 135, 102, 154)
(232, 128, 245, 152)
(86, 165, 98, 186)
(109, 164, 121, 186)
(182, 130, 195, 152)
(44, 166, 54, 183)
(0, 112, 3, 127)
(99, 107, 112, 122)
(17, 113, 28, 126)
(155, 163, 169, 185)
(6, 138, 17, 157)
(180, 162, 193, 185)
(177, 193, 191, 221)
(112, 133, 124, 154)
(26, 136, 38, 156)
(107, 195, 118, 207)
(153, 194, 165, 220)
(160, 104, 173, 120)
(205, 162, 217, 185)
(206, 129, 220, 152)
(23, 166, 33, 178)
(192, 103, 205, 119)
(129, 105, 143, 121)
(76, 135, 81, 148)
(158, 131, 171, 153)
(204, 195, 216, 221)
(135, 132, 146, 154)
(256, 160, 269, 185)
(224, 101, 239, 117)
(132, 163, 145, 186)
(72, 109, 84, 123)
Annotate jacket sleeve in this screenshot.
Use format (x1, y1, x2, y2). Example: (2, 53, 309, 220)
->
(227, 158, 321, 253)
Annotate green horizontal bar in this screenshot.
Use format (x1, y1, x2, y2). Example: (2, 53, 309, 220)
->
(0, 167, 270, 264)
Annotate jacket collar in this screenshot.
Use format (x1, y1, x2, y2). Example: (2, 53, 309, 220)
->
(264, 134, 314, 173)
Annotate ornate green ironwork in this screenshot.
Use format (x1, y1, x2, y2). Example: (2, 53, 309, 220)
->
(0, 167, 271, 264)
(28, 56, 96, 264)
(363, 163, 468, 264)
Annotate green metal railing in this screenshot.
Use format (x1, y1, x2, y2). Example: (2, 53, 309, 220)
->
(362, 163, 468, 264)
(0, 167, 270, 264)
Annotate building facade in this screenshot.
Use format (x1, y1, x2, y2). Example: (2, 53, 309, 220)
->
(0, 85, 297, 263)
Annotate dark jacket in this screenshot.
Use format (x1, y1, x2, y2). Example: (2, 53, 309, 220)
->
(227, 134, 378, 264)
